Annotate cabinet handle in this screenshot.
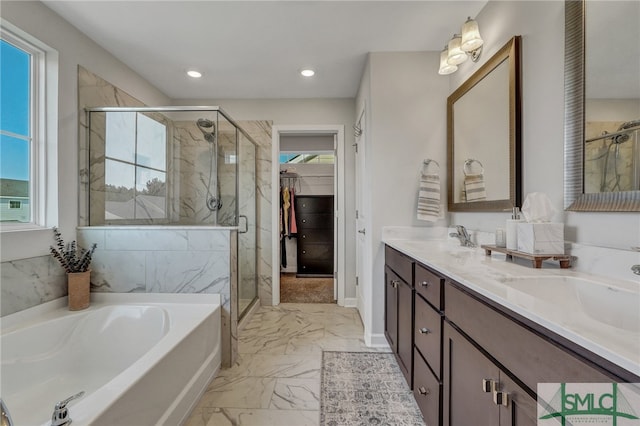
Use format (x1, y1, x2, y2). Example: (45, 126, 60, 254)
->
(482, 379, 496, 393)
(493, 390, 509, 407)
(302, 219, 306, 223)
(418, 387, 430, 396)
(391, 280, 399, 288)
(302, 250, 306, 254)
(420, 281, 429, 287)
(419, 327, 430, 334)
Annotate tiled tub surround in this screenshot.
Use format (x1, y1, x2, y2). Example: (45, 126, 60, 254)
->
(77, 226, 238, 366)
(1, 293, 221, 426)
(382, 231, 640, 378)
(0, 255, 67, 316)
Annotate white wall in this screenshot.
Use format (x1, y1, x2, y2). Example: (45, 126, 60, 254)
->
(448, 1, 639, 250)
(176, 98, 358, 298)
(1, 1, 170, 262)
(357, 51, 449, 344)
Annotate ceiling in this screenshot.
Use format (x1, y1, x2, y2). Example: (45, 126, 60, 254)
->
(42, 1, 487, 99)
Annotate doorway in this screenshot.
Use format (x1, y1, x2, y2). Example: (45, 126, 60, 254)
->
(271, 125, 346, 306)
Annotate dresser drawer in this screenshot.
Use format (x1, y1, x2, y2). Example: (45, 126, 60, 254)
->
(295, 195, 333, 213)
(296, 229, 333, 243)
(413, 348, 441, 426)
(385, 245, 413, 285)
(414, 294, 442, 379)
(296, 213, 333, 229)
(298, 242, 333, 261)
(415, 263, 444, 311)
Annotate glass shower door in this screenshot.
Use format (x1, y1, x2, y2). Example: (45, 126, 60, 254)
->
(237, 133, 258, 319)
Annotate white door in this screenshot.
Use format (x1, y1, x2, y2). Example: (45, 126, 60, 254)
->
(355, 109, 368, 318)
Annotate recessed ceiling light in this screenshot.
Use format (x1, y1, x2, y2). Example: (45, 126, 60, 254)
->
(187, 70, 202, 78)
(300, 69, 315, 77)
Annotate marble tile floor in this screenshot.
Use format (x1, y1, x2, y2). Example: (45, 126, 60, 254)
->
(184, 303, 391, 426)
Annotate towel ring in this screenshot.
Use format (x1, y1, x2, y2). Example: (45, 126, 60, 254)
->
(422, 159, 440, 174)
(463, 159, 484, 176)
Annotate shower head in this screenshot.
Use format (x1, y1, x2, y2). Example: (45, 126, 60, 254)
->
(197, 118, 216, 143)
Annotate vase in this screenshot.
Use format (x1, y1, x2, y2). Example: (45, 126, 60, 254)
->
(67, 270, 91, 311)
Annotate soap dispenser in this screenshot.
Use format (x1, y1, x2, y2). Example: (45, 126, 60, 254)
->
(506, 207, 523, 251)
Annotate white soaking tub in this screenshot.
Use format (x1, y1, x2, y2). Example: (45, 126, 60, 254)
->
(1, 293, 221, 426)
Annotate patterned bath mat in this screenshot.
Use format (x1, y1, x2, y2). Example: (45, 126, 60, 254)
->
(320, 351, 425, 426)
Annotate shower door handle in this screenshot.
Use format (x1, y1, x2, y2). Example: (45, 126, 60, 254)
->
(239, 215, 249, 234)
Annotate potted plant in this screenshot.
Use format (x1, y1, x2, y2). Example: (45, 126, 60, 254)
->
(50, 227, 97, 310)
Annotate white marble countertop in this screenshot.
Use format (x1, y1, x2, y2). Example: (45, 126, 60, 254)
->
(383, 235, 640, 378)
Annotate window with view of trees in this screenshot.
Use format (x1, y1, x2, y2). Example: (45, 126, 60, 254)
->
(103, 112, 168, 221)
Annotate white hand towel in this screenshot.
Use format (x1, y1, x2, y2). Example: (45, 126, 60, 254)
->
(464, 174, 487, 202)
(417, 173, 441, 222)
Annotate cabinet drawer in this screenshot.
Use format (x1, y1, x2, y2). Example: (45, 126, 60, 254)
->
(296, 213, 333, 229)
(385, 245, 413, 285)
(297, 229, 333, 243)
(445, 282, 615, 392)
(415, 263, 444, 311)
(414, 294, 442, 380)
(295, 195, 333, 213)
(413, 348, 441, 426)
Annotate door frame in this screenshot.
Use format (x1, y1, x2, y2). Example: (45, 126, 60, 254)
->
(271, 124, 346, 306)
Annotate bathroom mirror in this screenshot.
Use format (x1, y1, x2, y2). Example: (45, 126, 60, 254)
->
(564, 0, 640, 211)
(447, 36, 521, 212)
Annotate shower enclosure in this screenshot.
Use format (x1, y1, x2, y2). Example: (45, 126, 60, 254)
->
(84, 107, 258, 320)
(585, 119, 640, 193)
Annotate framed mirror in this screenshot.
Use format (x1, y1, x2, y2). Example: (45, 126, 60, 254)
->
(564, 1, 640, 211)
(447, 36, 522, 212)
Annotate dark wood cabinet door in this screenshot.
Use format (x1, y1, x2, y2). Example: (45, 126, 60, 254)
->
(499, 374, 537, 426)
(413, 348, 442, 426)
(444, 322, 500, 426)
(397, 278, 413, 387)
(384, 266, 399, 353)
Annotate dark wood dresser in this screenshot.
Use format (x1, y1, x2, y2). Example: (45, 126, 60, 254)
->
(295, 195, 334, 277)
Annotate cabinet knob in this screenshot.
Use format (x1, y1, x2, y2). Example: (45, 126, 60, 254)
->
(302, 219, 306, 223)
(302, 235, 306, 239)
(302, 250, 306, 254)
(420, 281, 429, 287)
(418, 387, 430, 396)
(493, 390, 509, 407)
(419, 327, 430, 334)
(482, 379, 496, 393)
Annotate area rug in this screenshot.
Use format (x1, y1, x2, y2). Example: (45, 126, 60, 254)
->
(280, 273, 335, 303)
(320, 351, 425, 426)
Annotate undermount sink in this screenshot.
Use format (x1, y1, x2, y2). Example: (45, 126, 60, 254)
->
(501, 276, 640, 333)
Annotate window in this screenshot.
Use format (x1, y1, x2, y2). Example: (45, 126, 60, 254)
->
(279, 153, 335, 164)
(0, 27, 46, 226)
(103, 112, 168, 221)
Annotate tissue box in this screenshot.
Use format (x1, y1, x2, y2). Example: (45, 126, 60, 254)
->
(516, 223, 564, 255)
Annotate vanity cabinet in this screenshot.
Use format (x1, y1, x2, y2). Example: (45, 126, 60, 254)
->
(443, 322, 537, 426)
(383, 243, 639, 426)
(384, 246, 414, 386)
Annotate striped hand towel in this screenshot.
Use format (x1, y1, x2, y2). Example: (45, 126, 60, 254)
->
(464, 174, 487, 202)
(417, 173, 441, 222)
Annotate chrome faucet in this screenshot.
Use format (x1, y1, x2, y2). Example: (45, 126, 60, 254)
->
(1, 399, 13, 426)
(632, 265, 640, 276)
(449, 225, 476, 248)
(51, 391, 84, 426)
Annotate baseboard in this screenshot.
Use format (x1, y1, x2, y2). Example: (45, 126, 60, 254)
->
(365, 332, 391, 349)
(343, 297, 357, 308)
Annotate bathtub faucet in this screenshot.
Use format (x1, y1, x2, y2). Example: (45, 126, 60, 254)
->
(51, 391, 85, 426)
(1, 399, 13, 426)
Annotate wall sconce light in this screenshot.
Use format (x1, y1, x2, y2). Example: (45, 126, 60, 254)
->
(438, 16, 484, 74)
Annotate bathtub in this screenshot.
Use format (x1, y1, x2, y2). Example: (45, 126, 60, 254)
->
(1, 293, 221, 426)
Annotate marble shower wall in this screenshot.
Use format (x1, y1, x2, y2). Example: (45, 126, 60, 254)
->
(77, 227, 237, 366)
(0, 255, 67, 316)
